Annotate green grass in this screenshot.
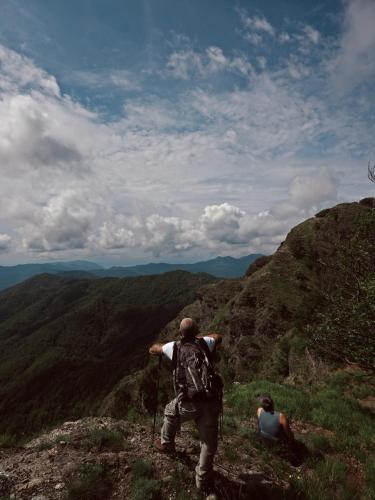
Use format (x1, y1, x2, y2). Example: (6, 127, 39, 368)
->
(169, 463, 199, 500)
(226, 375, 375, 498)
(64, 463, 113, 500)
(54, 433, 71, 444)
(290, 458, 360, 500)
(0, 433, 17, 448)
(83, 428, 125, 452)
(223, 445, 239, 462)
(130, 459, 161, 500)
(226, 380, 311, 420)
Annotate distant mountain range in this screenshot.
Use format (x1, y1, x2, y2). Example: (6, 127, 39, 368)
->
(0, 254, 263, 291)
(0, 260, 102, 291)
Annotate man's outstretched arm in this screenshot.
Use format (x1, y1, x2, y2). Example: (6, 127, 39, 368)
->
(198, 332, 222, 346)
(149, 343, 164, 355)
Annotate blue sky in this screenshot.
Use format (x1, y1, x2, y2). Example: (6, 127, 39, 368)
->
(0, 0, 374, 265)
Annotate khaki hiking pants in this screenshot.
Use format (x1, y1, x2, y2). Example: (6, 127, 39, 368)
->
(161, 396, 220, 487)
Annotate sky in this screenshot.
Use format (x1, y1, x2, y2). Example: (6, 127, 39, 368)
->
(0, 0, 374, 266)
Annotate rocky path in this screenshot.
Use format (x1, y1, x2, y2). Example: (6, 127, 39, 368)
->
(0, 416, 293, 499)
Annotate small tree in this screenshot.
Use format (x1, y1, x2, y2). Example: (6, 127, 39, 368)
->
(368, 161, 375, 183)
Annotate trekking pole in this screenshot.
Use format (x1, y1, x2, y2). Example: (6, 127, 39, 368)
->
(151, 353, 162, 445)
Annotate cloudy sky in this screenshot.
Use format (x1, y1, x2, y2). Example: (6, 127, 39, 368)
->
(0, 0, 374, 266)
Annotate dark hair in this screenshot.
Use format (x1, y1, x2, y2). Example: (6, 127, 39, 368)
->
(259, 394, 274, 412)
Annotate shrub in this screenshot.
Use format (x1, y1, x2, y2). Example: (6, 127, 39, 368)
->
(130, 459, 161, 500)
(65, 463, 113, 500)
(83, 428, 125, 451)
(0, 433, 17, 448)
(224, 445, 239, 462)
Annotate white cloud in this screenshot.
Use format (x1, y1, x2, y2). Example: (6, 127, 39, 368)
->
(166, 46, 252, 79)
(0, 93, 86, 175)
(288, 169, 338, 208)
(330, 0, 375, 93)
(244, 32, 263, 46)
(303, 25, 320, 44)
(279, 32, 291, 43)
(0, 45, 60, 97)
(0, 234, 11, 252)
(71, 70, 141, 91)
(21, 190, 99, 252)
(240, 12, 275, 36)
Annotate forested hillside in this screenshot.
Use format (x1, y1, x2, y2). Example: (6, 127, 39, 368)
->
(0, 271, 217, 436)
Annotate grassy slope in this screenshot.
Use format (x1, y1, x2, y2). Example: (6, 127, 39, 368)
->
(224, 369, 375, 500)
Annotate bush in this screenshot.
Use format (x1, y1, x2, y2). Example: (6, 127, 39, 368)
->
(65, 463, 113, 500)
(0, 433, 17, 448)
(224, 445, 239, 462)
(83, 428, 125, 451)
(130, 459, 161, 500)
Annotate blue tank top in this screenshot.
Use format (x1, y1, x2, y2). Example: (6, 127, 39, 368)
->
(258, 410, 281, 441)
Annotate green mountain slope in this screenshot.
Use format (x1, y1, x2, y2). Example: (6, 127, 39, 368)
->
(0, 271, 217, 436)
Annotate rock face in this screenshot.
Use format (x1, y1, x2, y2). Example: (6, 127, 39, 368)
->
(159, 199, 375, 381)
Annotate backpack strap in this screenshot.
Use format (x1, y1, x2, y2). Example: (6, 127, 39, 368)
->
(172, 341, 179, 370)
(172, 341, 180, 396)
(196, 337, 213, 365)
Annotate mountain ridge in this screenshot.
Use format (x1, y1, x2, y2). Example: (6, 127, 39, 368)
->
(0, 254, 263, 291)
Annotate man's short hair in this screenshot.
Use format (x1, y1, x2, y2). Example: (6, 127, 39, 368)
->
(179, 318, 199, 340)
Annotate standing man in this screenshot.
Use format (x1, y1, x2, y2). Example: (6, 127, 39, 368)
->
(149, 318, 222, 494)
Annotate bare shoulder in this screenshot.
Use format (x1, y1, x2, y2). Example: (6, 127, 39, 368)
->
(279, 412, 288, 424)
(257, 407, 263, 418)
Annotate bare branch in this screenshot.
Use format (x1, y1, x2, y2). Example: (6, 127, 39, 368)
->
(368, 160, 375, 183)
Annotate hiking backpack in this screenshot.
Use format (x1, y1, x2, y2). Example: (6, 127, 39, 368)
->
(172, 338, 223, 400)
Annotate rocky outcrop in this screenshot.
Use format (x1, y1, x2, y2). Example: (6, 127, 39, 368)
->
(0, 417, 290, 500)
(159, 199, 375, 381)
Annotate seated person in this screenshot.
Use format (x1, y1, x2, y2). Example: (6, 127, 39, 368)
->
(257, 394, 294, 443)
(256, 394, 309, 466)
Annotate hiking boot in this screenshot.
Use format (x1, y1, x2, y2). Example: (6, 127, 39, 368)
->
(154, 438, 175, 454)
(195, 474, 215, 497)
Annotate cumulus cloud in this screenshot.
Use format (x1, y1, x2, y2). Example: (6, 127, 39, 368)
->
(21, 190, 99, 252)
(0, 93, 85, 174)
(0, 234, 11, 252)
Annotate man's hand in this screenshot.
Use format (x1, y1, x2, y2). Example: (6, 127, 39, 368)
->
(149, 343, 164, 355)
